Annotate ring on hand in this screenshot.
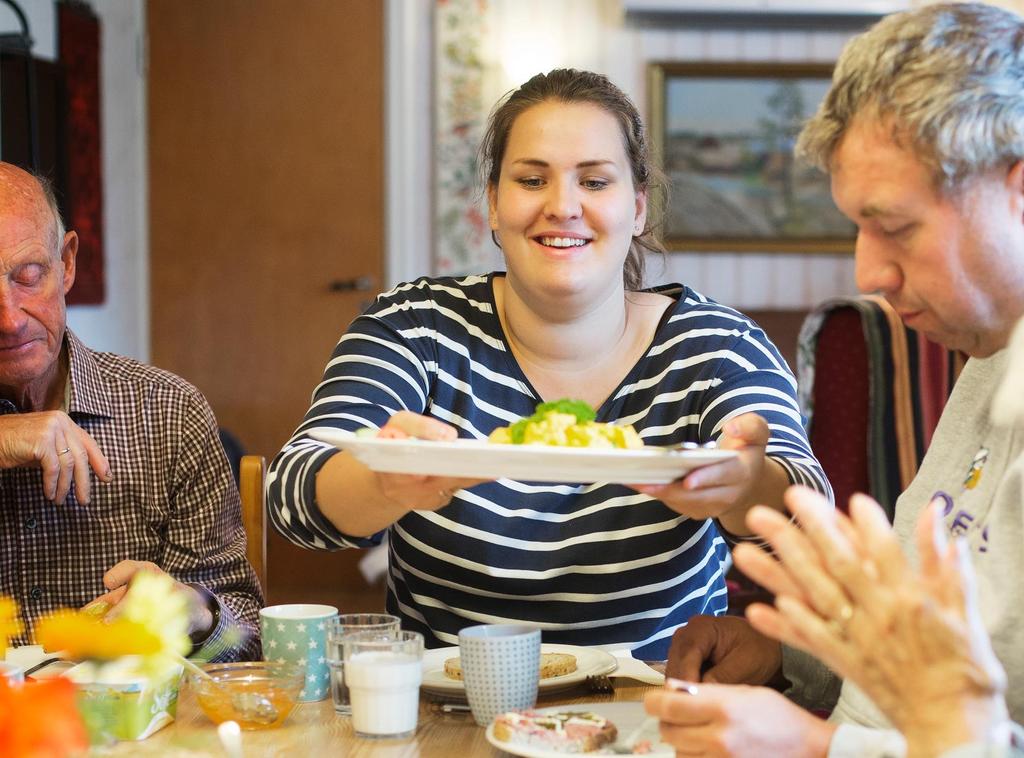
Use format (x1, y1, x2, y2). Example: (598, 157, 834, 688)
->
(57, 447, 71, 456)
(827, 604, 854, 639)
(438, 488, 454, 501)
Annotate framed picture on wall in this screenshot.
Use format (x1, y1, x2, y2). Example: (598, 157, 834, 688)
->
(649, 61, 856, 253)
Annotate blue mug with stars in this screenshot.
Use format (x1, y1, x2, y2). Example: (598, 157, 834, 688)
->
(260, 603, 338, 701)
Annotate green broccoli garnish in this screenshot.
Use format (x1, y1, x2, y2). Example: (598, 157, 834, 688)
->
(509, 417, 531, 444)
(534, 398, 597, 423)
(504, 399, 598, 444)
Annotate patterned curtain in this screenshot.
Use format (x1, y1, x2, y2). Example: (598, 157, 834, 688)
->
(433, 0, 496, 275)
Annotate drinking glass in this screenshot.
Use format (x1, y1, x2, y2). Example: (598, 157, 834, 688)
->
(325, 613, 400, 714)
(344, 630, 424, 739)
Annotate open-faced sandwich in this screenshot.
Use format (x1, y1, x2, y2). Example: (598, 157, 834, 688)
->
(443, 652, 577, 681)
(488, 399, 643, 449)
(492, 710, 618, 753)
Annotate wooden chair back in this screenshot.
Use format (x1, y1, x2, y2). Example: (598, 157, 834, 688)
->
(239, 454, 267, 592)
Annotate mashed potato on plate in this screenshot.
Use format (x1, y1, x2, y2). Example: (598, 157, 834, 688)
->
(488, 399, 643, 449)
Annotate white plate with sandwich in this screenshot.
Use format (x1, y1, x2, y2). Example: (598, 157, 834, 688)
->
(420, 643, 617, 698)
(486, 702, 673, 756)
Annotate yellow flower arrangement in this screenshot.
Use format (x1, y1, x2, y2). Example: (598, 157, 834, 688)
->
(116, 571, 191, 660)
(35, 612, 162, 660)
(36, 571, 191, 672)
(0, 597, 22, 654)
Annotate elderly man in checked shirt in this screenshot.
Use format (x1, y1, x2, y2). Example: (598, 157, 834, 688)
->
(0, 162, 262, 660)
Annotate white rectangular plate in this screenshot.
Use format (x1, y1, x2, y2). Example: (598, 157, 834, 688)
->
(308, 429, 736, 485)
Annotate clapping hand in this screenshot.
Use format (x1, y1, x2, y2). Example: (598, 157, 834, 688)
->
(734, 486, 1007, 750)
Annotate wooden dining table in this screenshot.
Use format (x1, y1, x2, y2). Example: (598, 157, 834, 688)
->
(107, 678, 661, 756)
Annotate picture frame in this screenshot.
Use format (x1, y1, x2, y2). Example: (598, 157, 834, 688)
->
(649, 61, 855, 253)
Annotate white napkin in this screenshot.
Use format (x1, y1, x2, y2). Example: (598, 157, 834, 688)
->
(5, 646, 70, 678)
(607, 648, 665, 685)
(5, 645, 47, 668)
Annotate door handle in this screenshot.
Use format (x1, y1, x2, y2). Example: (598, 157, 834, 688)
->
(328, 275, 375, 293)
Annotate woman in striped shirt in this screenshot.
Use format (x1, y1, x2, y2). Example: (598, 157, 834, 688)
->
(267, 69, 830, 658)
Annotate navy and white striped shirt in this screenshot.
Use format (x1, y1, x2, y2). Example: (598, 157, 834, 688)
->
(267, 274, 829, 658)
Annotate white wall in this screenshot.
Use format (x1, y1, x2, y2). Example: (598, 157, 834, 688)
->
(0, 0, 54, 59)
(1, 0, 148, 360)
(420, 0, 864, 309)
(66, 0, 148, 360)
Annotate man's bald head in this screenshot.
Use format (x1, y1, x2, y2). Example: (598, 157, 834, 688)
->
(0, 163, 66, 259)
(0, 161, 78, 410)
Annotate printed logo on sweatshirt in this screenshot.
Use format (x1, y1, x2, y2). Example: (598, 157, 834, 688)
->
(931, 446, 994, 553)
(962, 447, 989, 490)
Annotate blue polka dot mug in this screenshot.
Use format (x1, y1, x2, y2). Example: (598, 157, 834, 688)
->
(457, 624, 541, 726)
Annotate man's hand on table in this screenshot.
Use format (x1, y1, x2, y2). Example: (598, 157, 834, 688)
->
(83, 560, 215, 639)
(0, 411, 111, 504)
(644, 682, 835, 758)
(667, 615, 782, 685)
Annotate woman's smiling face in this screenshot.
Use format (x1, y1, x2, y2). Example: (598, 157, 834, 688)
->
(488, 100, 647, 306)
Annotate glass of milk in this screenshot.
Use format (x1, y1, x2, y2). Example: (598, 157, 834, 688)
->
(325, 613, 400, 714)
(343, 630, 424, 739)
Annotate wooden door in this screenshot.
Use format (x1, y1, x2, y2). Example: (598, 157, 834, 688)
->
(148, 0, 385, 612)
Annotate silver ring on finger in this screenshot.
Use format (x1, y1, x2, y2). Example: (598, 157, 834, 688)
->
(57, 447, 72, 456)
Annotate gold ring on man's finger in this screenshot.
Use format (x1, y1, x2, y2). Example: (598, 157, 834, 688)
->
(827, 604, 854, 639)
(57, 447, 72, 456)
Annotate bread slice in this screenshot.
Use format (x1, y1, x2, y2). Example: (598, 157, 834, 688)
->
(442, 652, 578, 681)
(539, 652, 577, 678)
(443, 656, 464, 680)
(492, 710, 617, 753)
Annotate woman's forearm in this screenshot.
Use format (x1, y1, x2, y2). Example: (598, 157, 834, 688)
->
(314, 452, 411, 537)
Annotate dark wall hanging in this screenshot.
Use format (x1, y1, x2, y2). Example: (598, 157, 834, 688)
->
(0, 0, 104, 304)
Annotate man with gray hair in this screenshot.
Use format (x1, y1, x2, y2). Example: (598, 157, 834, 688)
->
(0, 161, 262, 660)
(647, 3, 1024, 756)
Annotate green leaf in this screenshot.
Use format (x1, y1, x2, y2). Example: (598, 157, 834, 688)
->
(533, 399, 596, 423)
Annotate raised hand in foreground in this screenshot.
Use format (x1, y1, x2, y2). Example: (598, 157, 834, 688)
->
(734, 486, 1009, 758)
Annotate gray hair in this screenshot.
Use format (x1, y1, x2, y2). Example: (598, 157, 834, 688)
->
(797, 2, 1024, 190)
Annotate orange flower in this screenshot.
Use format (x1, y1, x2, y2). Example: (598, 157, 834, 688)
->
(35, 611, 162, 661)
(0, 677, 88, 757)
(0, 597, 22, 652)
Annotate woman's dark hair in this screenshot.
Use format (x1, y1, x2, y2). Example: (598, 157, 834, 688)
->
(480, 68, 668, 291)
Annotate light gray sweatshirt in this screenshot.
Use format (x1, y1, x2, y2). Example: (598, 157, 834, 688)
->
(786, 345, 1024, 758)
